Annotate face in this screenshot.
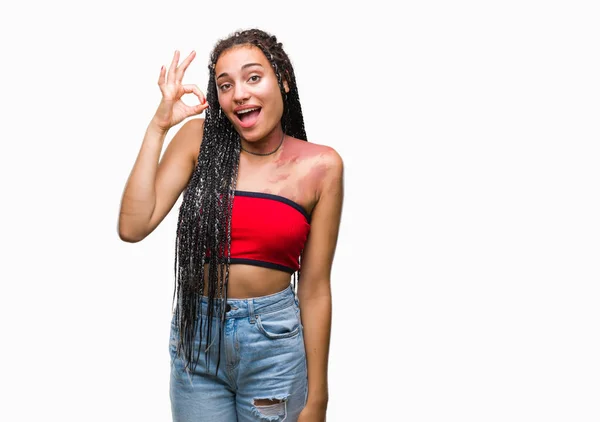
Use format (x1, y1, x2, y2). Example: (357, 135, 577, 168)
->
(215, 45, 288, 142)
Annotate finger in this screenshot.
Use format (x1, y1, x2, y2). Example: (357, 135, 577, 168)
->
(185, 102, 210, 117)
(167, 50, 180, 84)
(176, 50, 196, 82)
(157, 65, 166, 86)
(182, 84, 206, 104)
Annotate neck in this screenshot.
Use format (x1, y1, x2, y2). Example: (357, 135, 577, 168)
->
(240, 130, 286, 157)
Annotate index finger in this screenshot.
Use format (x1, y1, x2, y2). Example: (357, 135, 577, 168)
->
(167, 50, 180, 84)
(176, 50, 196, 82)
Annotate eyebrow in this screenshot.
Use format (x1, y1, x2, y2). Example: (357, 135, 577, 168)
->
(216, 63, 264, 80)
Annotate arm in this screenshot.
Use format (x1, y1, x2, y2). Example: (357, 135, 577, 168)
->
(297, 148, 344, 415)
(118, 50, 207, 242)
(117, 117, 203, 242)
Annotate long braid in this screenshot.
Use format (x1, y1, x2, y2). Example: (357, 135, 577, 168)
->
(171, 28, 307, 375)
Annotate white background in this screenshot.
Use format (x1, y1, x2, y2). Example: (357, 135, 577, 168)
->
(1, 0, 599, 421)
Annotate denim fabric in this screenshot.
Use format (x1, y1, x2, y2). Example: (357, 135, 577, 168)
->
(169, 285, 308, 421)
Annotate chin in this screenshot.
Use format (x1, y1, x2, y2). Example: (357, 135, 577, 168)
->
(236, 125, 271, 143)
(239, 133, 263, 143)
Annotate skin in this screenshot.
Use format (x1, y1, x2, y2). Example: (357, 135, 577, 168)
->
(118, 44, 343, 421)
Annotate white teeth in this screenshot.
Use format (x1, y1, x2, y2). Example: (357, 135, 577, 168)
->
(236, 107, 259, 115)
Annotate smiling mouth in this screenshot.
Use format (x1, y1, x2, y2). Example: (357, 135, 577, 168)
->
(235, 107, 262, 128)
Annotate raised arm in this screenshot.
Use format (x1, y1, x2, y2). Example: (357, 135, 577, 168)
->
(118, 118, 204, 242)
(118, 50, 208, 242)
(297, 148, 344, 421)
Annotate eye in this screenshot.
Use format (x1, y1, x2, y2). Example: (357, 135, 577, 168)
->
(248, 75, 261, 83)
(219, 83, 232, 92)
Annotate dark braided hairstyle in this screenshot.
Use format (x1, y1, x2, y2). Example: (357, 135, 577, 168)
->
(171, 28, 308, 374)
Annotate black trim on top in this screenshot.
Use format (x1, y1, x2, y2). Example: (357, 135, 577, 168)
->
(229, 258, 296, 274)
(234, 190, 311, 222)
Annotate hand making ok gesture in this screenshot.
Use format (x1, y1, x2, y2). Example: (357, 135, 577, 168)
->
(153, 50, 209, 131)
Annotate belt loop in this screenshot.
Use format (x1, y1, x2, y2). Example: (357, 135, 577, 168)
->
(248, 298, 256, 324)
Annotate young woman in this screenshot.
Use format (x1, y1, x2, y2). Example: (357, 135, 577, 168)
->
(118, 28, 343, 422)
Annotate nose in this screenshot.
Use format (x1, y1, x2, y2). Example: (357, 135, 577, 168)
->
(233, 83, 250, 104)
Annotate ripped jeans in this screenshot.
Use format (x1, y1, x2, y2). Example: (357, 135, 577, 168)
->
(169, 285, 308, 421)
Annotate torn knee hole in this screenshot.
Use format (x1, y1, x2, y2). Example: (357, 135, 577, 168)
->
(254, 398, 284, 406)
(252, 397, 288, 419)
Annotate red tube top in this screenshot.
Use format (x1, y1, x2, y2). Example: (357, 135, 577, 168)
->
(208, 190, 311, 273)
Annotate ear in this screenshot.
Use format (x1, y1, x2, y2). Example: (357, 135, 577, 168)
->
(283, 79, 290, 94)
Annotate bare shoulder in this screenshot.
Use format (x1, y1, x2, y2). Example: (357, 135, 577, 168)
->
(287, 137, 343, 200)
(288, 137, 343, 168)
(312, 142, 343, 198)
(315, 142, 343, 172)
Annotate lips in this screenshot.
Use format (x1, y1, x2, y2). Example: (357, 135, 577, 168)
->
(234, 106, 262, 129)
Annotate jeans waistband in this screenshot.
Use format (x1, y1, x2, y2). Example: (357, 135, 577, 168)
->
(197, 285, 296, 319)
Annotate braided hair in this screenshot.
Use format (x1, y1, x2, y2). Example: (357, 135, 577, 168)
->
(171, 29, 308, 374)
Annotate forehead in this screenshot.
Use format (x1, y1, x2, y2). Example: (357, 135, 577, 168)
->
(215, 45, 271, 75)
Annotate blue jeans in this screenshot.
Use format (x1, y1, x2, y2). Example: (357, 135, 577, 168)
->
(169, 285, 308, 421)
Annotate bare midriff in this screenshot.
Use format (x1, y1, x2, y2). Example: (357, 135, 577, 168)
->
(202, 263, 293, 298)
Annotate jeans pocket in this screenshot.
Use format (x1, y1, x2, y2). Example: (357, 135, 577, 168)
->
(256, 305, 301, 339)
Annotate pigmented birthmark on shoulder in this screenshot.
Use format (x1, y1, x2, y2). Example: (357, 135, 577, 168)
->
(276, 138, 318, 172)
(267, 172, 291, 183)
(298, 139, 340, 172)
(308, 146, 343, 193)
(274, 138, 341, 211)
(278, 137, 333, 164)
